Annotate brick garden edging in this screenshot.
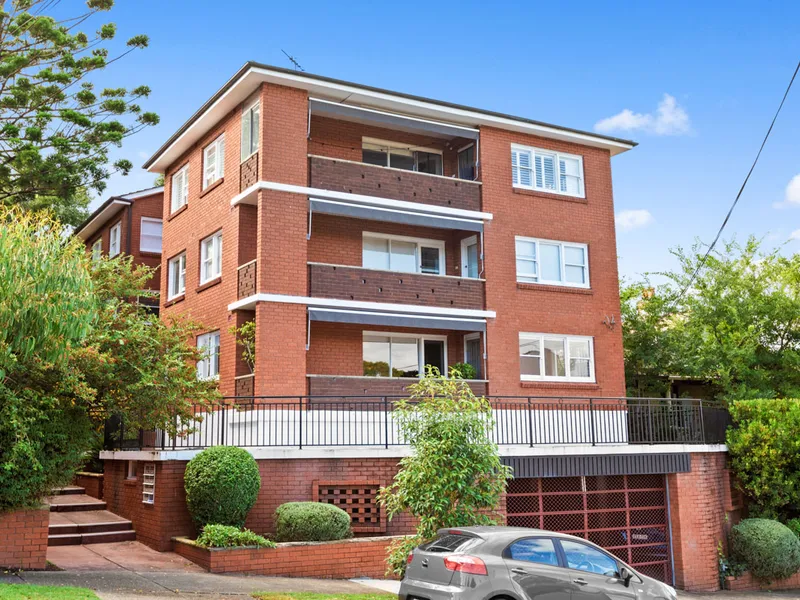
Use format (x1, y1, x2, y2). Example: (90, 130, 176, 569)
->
(725, 571, 800, 592)
(0, 507, 49, 570)
(172, 535, 404, 579)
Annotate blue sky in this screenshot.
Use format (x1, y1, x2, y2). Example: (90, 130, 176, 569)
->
(91, 0, 800, 280)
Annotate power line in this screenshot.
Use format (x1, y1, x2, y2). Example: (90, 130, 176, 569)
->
(674, 58, 800, 304)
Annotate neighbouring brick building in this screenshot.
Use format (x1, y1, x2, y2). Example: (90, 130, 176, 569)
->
(98, 63, 734, 591)
(75, 186, 164, 310)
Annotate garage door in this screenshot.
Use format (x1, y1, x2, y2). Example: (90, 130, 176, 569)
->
(506, 474, 672, 583)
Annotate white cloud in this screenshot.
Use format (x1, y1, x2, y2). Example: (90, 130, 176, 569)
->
(616, 209, 655, 232)
(790, 229, 800, 241)
(137, 150, 151, 160)
(595, 94, 691, 136)
(773, 174, 800, 209)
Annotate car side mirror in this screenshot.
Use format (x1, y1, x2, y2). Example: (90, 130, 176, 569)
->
(619, 567, 633, 587)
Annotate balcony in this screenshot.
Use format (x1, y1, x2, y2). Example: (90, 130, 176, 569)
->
(307, 375, 487, 397)
(308, 263, 485, 310)
(103, 397, 730, 451)
(309, 155, 482, 212)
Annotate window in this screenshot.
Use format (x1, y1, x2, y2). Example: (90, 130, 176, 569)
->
(203, 135, 225, 189)
(241, 101, 260, 161)
(197, 331, 220, 380)
(461, 235, 479, 278)
(142, 463, 155, 505)
(464, 333, 482, 379)
(515, 237, 589, 288)
(126, 460, 137, 480)
(511, 145, 584, 198)
(363, 333, 446, 378)
(506, 538, 559, 566)
(91, 238, 102, 261)
(200, 231, 222, 284)
(140, 218, 162, 253)
(362, 233, 444, 275)
(560, 540, 619, 577)
(171, 164, 189, 212)
(362, 138, 443, 175)
(168, 253, 186, 300)
(109, 222, 121, 257)
(519, 333, 594, 382)
(458, 144, 476, 180)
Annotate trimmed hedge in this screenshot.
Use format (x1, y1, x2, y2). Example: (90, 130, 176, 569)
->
(184, 447, 260, 529)
(196, 524, 275, 549)
(274, 502, 352, 542)
(729, 518, 800, 581)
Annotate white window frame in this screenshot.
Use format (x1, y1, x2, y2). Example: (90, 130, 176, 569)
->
(362, 137, 444, 174)
(515, 236, 589, 289)
(463, 332, 482, 379)
(362, 232, 446, 276)
(167, 252, 186, 300)
(171, 164, 189, 212)
(460, 235, 480, 279)
(126, 460, 137, 480)
(511, 144, 585, 198)
(140, 217, 163, 254)
(197, 330, 220, 380)
(200, 231, 222, 284)
(203, 134, 225, 190)
(241, 99, 260, 162)
(362, 331, 448, 378)
(91, 238, 102, 261)
(109, 222, 121, 257)
(519, 332, 595, 383)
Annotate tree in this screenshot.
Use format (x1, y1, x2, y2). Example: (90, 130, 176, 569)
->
(621, 238, 800, 400)
(378, 368, 511, 576)
(0, 0, 159, 226)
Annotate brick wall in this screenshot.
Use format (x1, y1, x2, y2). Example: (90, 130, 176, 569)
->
(725, 571, 800, 592)
(237, 260, 256, 298)
(479, 127, 625, 397)
(74, 472, 104, 499)
(308, 375, 487, 397)
(309, 155, 481, 211)
(173, 535, 401, 578)
(309, 263, 484, 310)
(240, 152, 259, 191)
(668, 452, 728, 592)
(0, 507, 49, 570)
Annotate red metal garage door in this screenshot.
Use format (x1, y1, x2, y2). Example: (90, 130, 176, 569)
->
(506, 474, 672, 583)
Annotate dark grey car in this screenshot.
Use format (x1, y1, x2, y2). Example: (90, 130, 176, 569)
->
(399, 526, 678, 600)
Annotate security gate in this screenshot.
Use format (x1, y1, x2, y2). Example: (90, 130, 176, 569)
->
(506, 474, 673, 583)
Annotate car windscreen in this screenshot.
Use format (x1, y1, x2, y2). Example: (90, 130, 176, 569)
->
(420, 534, 480, 553)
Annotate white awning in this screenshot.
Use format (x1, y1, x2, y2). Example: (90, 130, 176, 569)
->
(308, 307, 486, 332)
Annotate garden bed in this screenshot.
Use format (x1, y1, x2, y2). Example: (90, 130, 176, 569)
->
(725, 571, 800, 592)
(172, 535, 404, 579)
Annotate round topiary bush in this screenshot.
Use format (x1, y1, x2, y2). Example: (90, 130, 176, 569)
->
(274, 502, 352, 542)
(729, 518, 800, 581)
(184, 446, 260, 530)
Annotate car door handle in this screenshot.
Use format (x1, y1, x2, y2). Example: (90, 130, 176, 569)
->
(573, 578, 589, 585)
(511, 568, 528, 575)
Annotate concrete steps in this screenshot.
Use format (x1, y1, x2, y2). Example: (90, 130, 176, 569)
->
(46, 493, 107, 513)
(47, 490, 136, 546)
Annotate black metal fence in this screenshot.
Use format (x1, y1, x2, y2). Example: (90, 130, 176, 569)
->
(103, 396, 730, 451)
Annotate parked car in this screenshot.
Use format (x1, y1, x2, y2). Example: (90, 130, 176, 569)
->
(399, 526, 677, 600)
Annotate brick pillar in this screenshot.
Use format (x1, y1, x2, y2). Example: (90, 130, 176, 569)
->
(0, 507, 48, 569)
(668, 452, 728, 591)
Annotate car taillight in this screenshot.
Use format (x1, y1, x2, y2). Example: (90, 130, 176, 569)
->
(407, 551, 414, 565)
(444, 555, 487, 576)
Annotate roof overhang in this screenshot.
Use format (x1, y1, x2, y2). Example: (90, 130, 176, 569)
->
(74, 186, 164, 241)
(309, 307, 486, 332)
(144, 62, 637, 173)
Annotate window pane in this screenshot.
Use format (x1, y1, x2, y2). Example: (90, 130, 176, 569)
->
(540, 244, 562, 281)
(543, 339, 566, 377)
(363, 148, 387, 166)
(520, 338, 541, 376)
(466, 243, 479, 278)
(534, 155, 543, 188)
(423, 340, 445, 376)
(517, 259, 537, 278)
(241, 110, 251, 160)
(516, 239, 536, 260)
(251, 105, 259, 154)
(570, 358, 591, 378)
(565, 265, 586, 284)
(363, 237, 390, 270)
(569, 339, 592, 377)
(416, 151, 442, 175)
(390, 240, 416, 273)
(363, 335, 390, 376)
(542, 155, 556, 190)
(458, 146, 475, 180)
(559, 157, 582, 195)
(420, 246, 440, 274)
(564, 246, 585, 266)
(561, 540, 618, 577)
(569, 339, 590, 359)
(391, 337, 418, 377)
(508, 538, 559, 566)
(390, 151, 415, 171)
(465, 337, 481, 378)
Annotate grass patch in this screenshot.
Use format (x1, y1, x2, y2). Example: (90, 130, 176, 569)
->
(0, 584, 99, 599)
(253, 594, 395, 600)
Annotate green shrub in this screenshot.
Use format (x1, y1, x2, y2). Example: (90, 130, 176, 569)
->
(184, 447, 260, 530)
(729, 518, 800, 581)
(196, 524, 275, 549)
(274, 502, 352, 542)
(450, 362, 477, 380)
(787, 518, 800, 539)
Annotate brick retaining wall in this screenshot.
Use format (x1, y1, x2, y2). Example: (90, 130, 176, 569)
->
(725, 571, 800, 592)
(173, 535, 402, 578)
(75, 471, 104, 499)
(0, 507, 49, 570)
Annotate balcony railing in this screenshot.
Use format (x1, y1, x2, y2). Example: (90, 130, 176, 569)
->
(308, 155, 482, 211)
(103, 396, 730, 451)
(308, 263, 485, 310)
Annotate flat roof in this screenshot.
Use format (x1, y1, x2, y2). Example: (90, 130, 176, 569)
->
(74, 186, 163, 240)
(144, 62, 636, 172)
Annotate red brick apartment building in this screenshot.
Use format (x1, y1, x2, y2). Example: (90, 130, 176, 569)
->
(75, 186, 164, 310)
(98, 63, 734, 591)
